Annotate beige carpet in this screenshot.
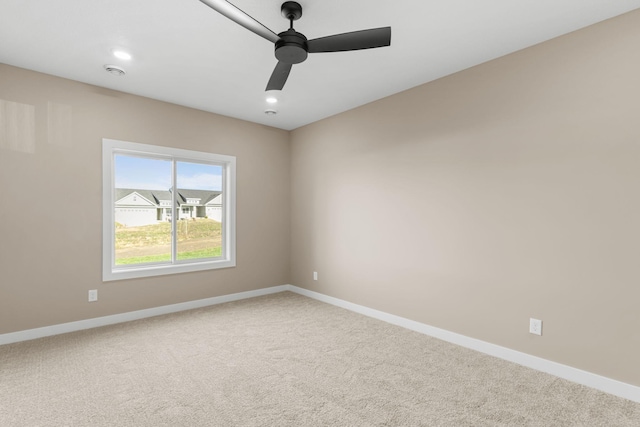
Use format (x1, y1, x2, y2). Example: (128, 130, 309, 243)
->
(0, 291, 638, 426)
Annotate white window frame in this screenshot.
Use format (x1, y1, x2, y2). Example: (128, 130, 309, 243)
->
(102, 138, 236, 281)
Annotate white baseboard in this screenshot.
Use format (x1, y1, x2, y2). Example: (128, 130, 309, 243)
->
(286, 285, 640, 404)
(0, 285, 290, 346)
(2, 283, 638, 403)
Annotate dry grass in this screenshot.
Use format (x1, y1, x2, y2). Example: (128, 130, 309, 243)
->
(114, 218, 222, 264)
(115, 218, 221, 249)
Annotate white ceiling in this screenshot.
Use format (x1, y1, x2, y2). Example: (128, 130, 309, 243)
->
(1, 1, 639, 130)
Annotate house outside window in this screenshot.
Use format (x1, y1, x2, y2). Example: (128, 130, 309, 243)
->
(102, 139, 236, 281)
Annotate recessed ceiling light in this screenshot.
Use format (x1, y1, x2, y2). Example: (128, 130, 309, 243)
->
(265, 89, 281, 105)
(113, 50, 132, 60)
(104, 65, 126, 76)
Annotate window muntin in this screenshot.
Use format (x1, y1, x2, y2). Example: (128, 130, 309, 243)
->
(103, 139, 236, 281)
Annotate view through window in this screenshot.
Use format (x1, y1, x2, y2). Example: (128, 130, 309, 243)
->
(103, 139, 235, 281)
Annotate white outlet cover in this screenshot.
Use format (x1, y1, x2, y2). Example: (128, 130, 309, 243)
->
(529, 318, 542, 336)
(88, 289, 98, 302)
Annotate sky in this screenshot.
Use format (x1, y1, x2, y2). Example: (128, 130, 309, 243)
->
(115, 155, 223, 191)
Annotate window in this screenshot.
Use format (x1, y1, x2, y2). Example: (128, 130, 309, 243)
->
(102, 139, 236, 281)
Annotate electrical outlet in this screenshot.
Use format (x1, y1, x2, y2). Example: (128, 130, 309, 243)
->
(529, 318, 542, 336)
(88, 289, 98, 302)
(313, 271, 318, 281)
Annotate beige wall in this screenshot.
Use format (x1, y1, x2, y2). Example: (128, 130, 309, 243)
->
(0, 64, 291, 333)
(291, 10, 640, 387)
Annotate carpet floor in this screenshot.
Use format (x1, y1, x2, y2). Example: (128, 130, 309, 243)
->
(1, 291, 638, 426)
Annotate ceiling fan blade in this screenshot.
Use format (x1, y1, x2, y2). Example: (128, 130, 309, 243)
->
(266, 61, 293, 91)
(199, 0, 280, 44)
(307, 27, 391, 53)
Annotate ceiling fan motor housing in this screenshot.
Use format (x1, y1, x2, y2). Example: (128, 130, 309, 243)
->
(275, 29, 308, 64)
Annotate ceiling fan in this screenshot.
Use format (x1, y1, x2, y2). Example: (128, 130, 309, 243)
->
(199, 0, 391, 91)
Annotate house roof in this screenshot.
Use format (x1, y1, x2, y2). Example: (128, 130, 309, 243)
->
(115, 189, 158, 206)
(177, 189, 222, 205)
(152, 190, 172, 202)
(115, 188, 221, 207)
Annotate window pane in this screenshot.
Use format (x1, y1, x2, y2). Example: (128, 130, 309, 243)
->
(176, 161, 223, 261)
(114, 155, 172, 266)
(104, 139, 236, 281)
